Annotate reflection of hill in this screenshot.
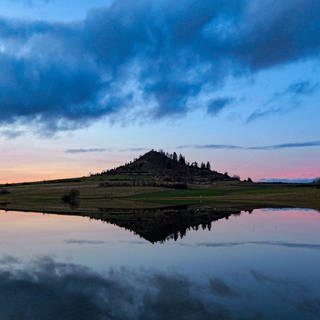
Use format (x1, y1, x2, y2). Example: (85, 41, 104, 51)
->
(85, 206, 251, 243)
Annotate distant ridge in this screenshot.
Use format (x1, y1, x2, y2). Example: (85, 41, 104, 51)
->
(259, 178, 315, 184)
(98, 150, 236, 183)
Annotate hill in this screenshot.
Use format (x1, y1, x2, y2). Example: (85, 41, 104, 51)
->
(97, 150, 235, 184)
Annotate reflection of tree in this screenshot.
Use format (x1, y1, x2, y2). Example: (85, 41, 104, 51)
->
(85, 206, 251, 243)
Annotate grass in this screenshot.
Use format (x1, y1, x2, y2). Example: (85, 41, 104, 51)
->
(0, 179, 319, 214)
(131, 183, 320, 210)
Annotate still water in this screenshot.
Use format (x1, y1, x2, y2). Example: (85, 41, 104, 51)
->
(0, 208, 319, 319)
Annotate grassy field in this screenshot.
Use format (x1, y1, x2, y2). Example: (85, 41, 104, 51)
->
(0, 179, 319, 214)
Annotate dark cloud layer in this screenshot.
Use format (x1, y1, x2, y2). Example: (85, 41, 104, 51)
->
(0, 0, 320, 132)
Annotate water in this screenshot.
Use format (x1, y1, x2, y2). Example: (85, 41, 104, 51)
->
(0, 208, 319, 319)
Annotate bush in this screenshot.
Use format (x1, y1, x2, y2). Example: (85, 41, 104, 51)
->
(0, 189, 10, 195)
(313, 177, 320, 184)
(62, 189, 80, 207)
(313, 178, 320, 188)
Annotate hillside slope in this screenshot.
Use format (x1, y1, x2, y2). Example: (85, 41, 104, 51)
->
(99, 150, 234, 183)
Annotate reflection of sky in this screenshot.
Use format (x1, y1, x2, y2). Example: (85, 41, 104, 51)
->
(0, 209, 320, 272)
(0, 208, 320, 318)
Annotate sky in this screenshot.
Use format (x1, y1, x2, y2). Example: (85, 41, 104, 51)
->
(0, 0, 319, 183)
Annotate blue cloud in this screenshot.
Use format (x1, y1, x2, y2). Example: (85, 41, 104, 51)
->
(194, 140, 320, 150)
(247, 80, 319, 122)
(196, 144, 243, 150)
(287, 81, 319, 96)
(65, 148, 109, 154)
(249, 141, 320, 150)
(246, 107, 283, 123)
(207, 97, 234, 115)
(0, 0, 319, 133)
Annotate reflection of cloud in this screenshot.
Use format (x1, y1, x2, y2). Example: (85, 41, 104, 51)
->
(210, 278, 238, 298)
(186, 241, 320, 250)
(0, 255, 21, 265)
(64, 239, 110, 245)
(294, 299, 320, 315)
(64, 239, 148, 245)
(0, 255, 319, 319)
(0, 256, 231, 320)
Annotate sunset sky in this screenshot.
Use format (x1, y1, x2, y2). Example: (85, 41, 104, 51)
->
(0, 0, 319, 183)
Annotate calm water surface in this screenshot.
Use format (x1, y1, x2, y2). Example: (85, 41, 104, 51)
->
(0, 208, 319, 319)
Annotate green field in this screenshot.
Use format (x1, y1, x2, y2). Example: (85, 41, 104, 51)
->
(0, 178, 319, 215)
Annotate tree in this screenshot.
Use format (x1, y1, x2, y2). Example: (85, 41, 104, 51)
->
(200, 162, 206, 169)
(232, 175, 241, 181)
(172, 152, 178, 162)
(313, 177, 320, 185)
(206, 161, 211, 171)
(178, 154, 186, 165)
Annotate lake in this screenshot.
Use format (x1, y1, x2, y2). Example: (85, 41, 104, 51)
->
(0, 207, 319, 319)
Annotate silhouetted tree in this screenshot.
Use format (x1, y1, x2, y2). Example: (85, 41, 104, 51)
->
(178, 154, 186, 165)
(314, 177, 320, 188)
(172, 152, 178, 162)
(200, 162, 206, 169)
(206, 161, 211, 171)
(191, 162, 198, 168)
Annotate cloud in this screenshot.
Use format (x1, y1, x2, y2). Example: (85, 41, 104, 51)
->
(246, 107, 283, 123)
(119, 148, 150, 152)
(287, 81, 319, 96)
(207, 97, 234, 116)
(247, 80, 320, 122)
(195, 144, 243, 150)
(9, 0, 51, 6)
(0, 129, 24, 139)
(0, 0, 319, 133)
(65, 148, 109, 154)
(194, 140, 320, 151)
(249, 141, 320, 150)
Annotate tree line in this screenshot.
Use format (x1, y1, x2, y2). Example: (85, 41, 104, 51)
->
(158, 150, 212, 171)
